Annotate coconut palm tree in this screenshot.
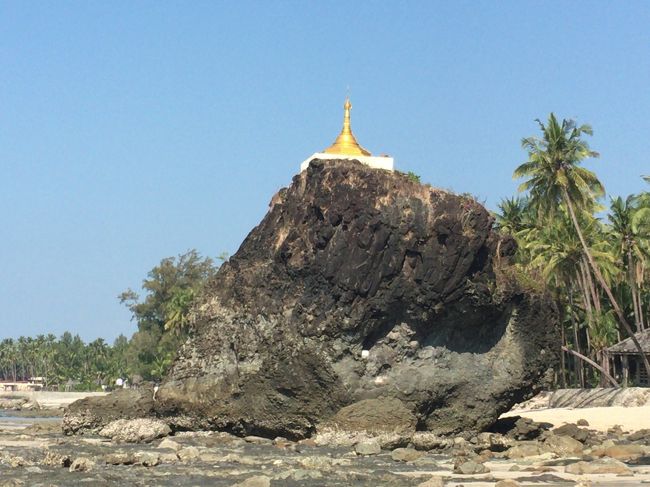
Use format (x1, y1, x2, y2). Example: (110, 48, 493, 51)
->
(514, 113, 650, 377)
(608, 196, 650, 330)
(496, 196, 533, 234)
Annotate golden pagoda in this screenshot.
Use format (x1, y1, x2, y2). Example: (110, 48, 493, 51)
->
(323, 98, 371, 156)
(299, 97, 394, 173)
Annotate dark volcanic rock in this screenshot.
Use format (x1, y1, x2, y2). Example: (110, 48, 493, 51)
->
(65, 160, 558, 438)
(63, 387, 155, 435)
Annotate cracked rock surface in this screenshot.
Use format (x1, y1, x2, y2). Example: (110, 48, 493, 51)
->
(65, 160, 559, 439)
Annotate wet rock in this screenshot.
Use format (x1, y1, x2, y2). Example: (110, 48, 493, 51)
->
(391, 447, 423, 462)
(576, 418, 589, 426)
(231, 475, 271, 487)
(355, 438, 381, 455)
(565, 457, 633, 474)
(98, 418, 171, 443)
(69, 456, 95, 472)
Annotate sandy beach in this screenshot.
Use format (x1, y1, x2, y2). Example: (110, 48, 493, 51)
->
(503, 405, 650, 432)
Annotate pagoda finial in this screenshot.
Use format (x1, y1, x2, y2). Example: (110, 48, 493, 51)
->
(323, 97, 371, 156)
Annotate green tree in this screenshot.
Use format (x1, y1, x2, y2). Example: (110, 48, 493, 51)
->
(119, 249, 219, 380)
(514, 113, 650, 377)
(608, 196, 650, 330)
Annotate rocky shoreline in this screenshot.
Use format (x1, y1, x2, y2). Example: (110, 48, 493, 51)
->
(2, 409, 650, 486)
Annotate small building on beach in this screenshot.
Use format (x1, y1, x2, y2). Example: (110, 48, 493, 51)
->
(607, 329, 650, 386)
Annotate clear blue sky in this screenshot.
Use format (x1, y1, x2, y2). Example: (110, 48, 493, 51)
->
(1, 2, 649, 341)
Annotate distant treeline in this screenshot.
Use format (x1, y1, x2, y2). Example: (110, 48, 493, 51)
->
(0, 250, 223, 391)
(0, 333, 128, 390)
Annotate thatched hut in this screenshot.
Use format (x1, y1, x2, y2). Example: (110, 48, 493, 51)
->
(606, 329, 650, 386)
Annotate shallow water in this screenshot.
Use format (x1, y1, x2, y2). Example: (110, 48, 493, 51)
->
(0, 409, 61, 429)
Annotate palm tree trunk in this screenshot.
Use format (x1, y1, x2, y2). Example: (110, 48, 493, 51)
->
(562, 346, 619, 387)
(562, 188, 650, 378)
(628, 249, 642, 331)
(568, 290, 585, 387)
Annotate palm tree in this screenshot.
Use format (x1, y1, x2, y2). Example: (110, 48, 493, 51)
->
(514, 113, 650, 378)
(608, 196, 650, 330)
(523, 209, 619, 385)
(496, 196, 533, 234)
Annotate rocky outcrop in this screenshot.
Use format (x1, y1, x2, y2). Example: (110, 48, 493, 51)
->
(65, 160, 558, 438)
(63, 387, 154, 435)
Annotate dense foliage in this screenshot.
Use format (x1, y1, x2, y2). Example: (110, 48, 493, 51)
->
(498, 114, 650, 387)
(0, 250, 220, 390)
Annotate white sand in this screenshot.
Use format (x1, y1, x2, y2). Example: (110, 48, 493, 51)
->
(502, 405, 650, 432)
(1, 391, 107, 409)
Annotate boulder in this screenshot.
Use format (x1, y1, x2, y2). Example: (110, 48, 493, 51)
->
(63, 386, 154, 434)
(453, 460, 489, 474)
(553, 423, 590, 443)
(177, 446, 200, 463)
(602, 444, 645, 461)
(391, 447, 424, 462)
(231, 476, 272, 487)
(628, 429, 650, 443)
(98, 418, 171, 443)
(411, 432, 449, 451)
(68, 457, 95, 472)
(328, 397, 416, 435)
(416, 477, 445, 487)
(505, 442, 542, 459)
(134, 451, 160, 467)
(355, 438, 381, 456)
(157, 438, 182, 451)
(542, 434, 583, 456)
(103, 452, 135, 465)
(565, 458, 632, 475)
(67, 161, 559, 439)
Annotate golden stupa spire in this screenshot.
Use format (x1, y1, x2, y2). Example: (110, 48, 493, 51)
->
(323, 97, 371, 156)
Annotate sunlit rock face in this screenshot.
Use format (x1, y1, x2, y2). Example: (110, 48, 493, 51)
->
(154, 160, 558, 439)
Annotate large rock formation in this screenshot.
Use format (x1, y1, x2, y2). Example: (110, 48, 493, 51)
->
(65, 160, 558, 438)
